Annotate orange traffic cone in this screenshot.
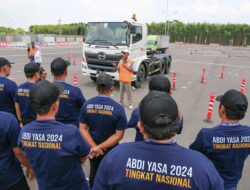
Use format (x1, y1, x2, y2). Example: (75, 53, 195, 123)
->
(73, 73, 78, 87)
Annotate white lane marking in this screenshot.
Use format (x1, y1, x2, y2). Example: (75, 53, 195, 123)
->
(17, 70, 21, 73)
(181, 86, 187, 89)
(187, 81, 192, 84)
(174, 59, 250, 69)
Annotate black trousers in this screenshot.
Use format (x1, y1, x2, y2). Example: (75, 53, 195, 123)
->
(89, 155, 105, 188)
(6, 176, 30, 190)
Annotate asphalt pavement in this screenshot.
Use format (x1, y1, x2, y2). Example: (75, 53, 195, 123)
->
(0, 43, 249, 189)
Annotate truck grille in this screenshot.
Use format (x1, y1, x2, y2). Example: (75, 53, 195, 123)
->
(85, 52, 122, 68)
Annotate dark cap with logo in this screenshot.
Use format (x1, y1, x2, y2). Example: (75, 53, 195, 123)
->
(139, 90, 178, 127)
(149, 74, 171, 93)
(96, 73, 114, 89)
(30, 80, 60, 111)
(216, 89, 248, 113)
(51, 57, 70, 75)
(24, 63, 40, 75)
(0, 57, 14, 67)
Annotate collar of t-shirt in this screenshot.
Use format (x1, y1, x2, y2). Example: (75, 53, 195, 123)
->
(0, 74, 7, 77)
(27, 79, 36, 83)
(97, 95, 111, 99)
(145, 139, 177, 145)
(54, 79, 66, 83)
(220, 122, 240, 127)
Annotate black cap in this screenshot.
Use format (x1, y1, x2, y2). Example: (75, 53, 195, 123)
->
(139, 91, 178, 127)
(0, 57, 14, 67)
(24, 63, 40, 75)
(39, 67, 45, 72)
(149, 74, 171, 93)
(51, 57, 70, 75)
(216, 89, 248, 113)
(30, 80, 60, 111)
(96, 73, 114, 89)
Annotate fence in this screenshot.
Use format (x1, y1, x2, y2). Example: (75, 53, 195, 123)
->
(0, 34, 83, 47)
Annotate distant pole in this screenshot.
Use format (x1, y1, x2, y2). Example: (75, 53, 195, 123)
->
(164, 0, 169, 36)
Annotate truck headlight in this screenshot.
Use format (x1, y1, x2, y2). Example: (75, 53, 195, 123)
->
(82, 62, 87, 69)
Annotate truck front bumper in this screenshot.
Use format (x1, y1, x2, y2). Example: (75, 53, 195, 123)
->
(81, 61, 120, 80)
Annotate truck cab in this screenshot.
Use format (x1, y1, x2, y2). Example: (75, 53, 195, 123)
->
(81, 21, 171, 88)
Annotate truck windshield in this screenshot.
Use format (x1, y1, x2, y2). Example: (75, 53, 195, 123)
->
(147, 40, 156, 46)
(85, 22, 129, 46)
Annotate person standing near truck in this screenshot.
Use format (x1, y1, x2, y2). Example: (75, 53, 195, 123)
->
(51, 57, 86, 127)
(114, 49, 134, 109)
(27, 42, 36, 63)
(0, 57, 17, 116)
(79, 73, 127, 188)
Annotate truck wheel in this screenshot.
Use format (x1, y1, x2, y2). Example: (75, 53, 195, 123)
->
(133, 64, 146, 88)
(166, 60, 171, 74)
(160, 63, 166, 74)
(90, 76, 97, 82)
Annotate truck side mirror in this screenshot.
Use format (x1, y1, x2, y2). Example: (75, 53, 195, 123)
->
(130, 26, 137, 34)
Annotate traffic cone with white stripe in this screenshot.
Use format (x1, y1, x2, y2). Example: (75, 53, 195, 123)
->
(201, 68, 206, 83)
(240, 78, 246, 94)
(73, 73, 78, 87)
(172, 71, 177, 90)
(204, 92, 216, 123)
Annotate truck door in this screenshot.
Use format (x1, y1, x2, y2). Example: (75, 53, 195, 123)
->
(130, 26, 145, 59)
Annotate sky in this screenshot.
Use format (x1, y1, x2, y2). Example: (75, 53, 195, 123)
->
(1, 0, 250, 30)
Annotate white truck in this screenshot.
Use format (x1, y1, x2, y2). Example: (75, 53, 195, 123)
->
(81, 21, 172, 88)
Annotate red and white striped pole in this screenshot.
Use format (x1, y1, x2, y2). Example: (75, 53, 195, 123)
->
(240, 78, 246, 94)
(172, 71, 176, 90)
(201, 68, 206, 83)
(73, 73, 78, 87)
(220, 65, 225, 79)
(204, 92, 216, 123)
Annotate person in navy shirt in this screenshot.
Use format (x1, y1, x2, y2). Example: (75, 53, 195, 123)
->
(18, 80, 90, 190)
(93, 91, 223, 190)
(15, 63, 40, 126)
(79, 73, 127, 188)
(190, 89, 250, 190)
(0, 57, 17, 115)
(127, 74, 183, 141)
(51, 57, 86, 127)
(0, 111, 34, 190)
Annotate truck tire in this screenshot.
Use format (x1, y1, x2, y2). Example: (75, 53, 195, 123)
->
(90, 76, 97, 82)
(132, 64, 146, 88)
(160, 62, 166, 74)
(166, 59, 171, 74)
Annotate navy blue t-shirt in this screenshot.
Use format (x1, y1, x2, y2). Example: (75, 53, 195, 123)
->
(18, 120, 90, 190)
(55, 81, 86, 127)
(14, 81, 36, 120)
(190, 123, 250, 189)
(93, 141, 223, 190)
(0, 112, 24, 189)
(127, 108, 184, 141)
(0, 76, 17, 115)
(79, 96, 127, 146)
